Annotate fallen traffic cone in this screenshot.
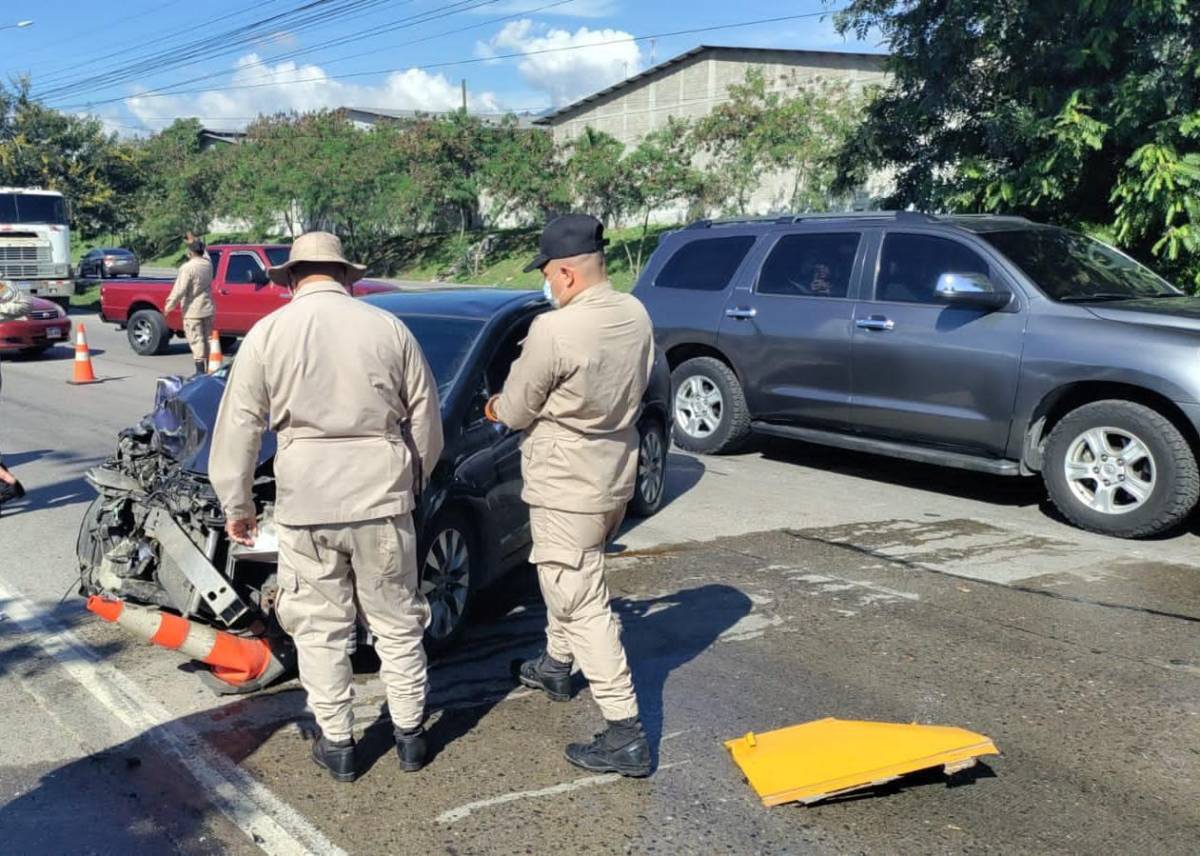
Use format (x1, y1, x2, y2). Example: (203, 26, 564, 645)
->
(67, 323, 98, 385)
(207, 329, 223, 374)
(87, 596, 283, 688)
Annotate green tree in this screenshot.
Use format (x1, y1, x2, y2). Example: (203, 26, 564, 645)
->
(478, 118, 570, 226)
(131, 118, 224, 257)
(834, 0, 1200, 287)
(694, 69, 865, 215)
(566, 127, 633, 227)
(622, 118, 705, 273)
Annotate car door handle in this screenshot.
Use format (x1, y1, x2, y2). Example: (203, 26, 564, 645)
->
(725, 306, 757, 320)
(855, 316, 895, 331)
(219, 288, 230, 295)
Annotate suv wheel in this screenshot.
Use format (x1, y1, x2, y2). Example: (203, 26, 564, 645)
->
(670, 356, 750, 454)
(127, 309, 169, 355)
(1042, 400, 1199, 538)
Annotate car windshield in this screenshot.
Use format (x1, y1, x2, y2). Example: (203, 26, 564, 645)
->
(980, 228, 1182, 302)
(392, 315, 485, 393)
(264, 247, 289, 267)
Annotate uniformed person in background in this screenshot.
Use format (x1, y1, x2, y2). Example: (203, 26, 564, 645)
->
(210, 232, 443, 782)
(0, 280, 31, 512)
(163, 236, 215, 376)
(486, 214, 655, 778)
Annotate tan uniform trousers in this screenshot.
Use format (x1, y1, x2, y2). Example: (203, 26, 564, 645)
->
(183, 316, 213, 362)
(530, 505, 638, 722)
(276, 514, 431, 740)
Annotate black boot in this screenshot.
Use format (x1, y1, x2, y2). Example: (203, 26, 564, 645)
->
(395, 726, 427, 773)
(0, 480, 24, 504)
(564, 717, 651, 778)
(193, 359, 206, 377)
(311, 734, 356, 782)
(515, 651, 572, 701)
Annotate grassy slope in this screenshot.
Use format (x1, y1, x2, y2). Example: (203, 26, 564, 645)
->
(381, 224, 677, 292)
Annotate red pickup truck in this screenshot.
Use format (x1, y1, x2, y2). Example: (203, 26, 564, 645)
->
(99, 243, 399, 355)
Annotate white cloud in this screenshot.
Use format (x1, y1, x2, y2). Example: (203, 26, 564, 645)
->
(471, 1, 619, 18)
(484, 19, 640, 107)
(122, 53, 501, 131)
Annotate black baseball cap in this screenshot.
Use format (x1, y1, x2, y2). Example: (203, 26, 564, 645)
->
(523, 214, 610, 273)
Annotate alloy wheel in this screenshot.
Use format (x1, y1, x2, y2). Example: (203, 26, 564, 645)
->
(638, 427, 665, 506)
(420, 527, 470, 641)
(131, 318, 153, 348)
(1063, 426, 1156, 515)
(674, 375, 724, 439)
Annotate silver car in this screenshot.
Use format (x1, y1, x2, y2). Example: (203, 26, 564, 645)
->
(79, 247, 139, 279)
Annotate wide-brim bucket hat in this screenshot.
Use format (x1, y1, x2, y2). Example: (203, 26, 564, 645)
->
(267, 231, 367, 285)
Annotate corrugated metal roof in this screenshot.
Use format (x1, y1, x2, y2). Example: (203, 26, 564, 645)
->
(532, 44, 888, 126)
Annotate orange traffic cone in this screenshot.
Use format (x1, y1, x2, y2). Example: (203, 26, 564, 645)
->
(67, 323, 98, 385)
(87, 596, 282, 688)
(207, 329, 223, 374)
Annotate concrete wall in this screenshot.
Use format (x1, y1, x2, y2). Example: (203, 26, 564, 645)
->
(543, 49, 892, 220)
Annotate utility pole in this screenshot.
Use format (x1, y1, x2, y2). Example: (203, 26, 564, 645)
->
(461, 79, 467, 113)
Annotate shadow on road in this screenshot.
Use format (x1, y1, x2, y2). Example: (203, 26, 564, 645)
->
(752, 435, 1045, 509)
(0, 473, 96, 517)
(5, 344, 104, 361)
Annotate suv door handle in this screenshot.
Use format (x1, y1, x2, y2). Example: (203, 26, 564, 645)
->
(725, 306, 757, 320)
(855, 316, 895, 331)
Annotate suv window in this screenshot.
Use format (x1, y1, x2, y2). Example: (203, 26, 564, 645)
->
(655, 235, 756, 291)
(758, 233, 860, 298)
(225, 253, 264, 284)
(877, 234, 990, 304)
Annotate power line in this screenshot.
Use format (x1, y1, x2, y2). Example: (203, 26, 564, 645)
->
(50, 0, 505, 108)
(35, 0, 402, 101)
(64, 11, 846, 111)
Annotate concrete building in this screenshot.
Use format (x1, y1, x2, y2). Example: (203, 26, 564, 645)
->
(533, 45, 892, 216)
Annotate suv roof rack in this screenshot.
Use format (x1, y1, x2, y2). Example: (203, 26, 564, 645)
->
(686, 211, 940, 229)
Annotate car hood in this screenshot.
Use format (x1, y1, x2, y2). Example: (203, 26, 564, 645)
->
(149, 374, 276, 475)
(1084, 297, 1200, 332)
(351, 279, 399, 297)
(24, 295, 62, 314)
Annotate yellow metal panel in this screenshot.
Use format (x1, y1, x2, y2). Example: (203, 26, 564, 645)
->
(725, 718, 999, 807)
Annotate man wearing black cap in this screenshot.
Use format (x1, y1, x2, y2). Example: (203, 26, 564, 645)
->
(485, 214, 655, 778)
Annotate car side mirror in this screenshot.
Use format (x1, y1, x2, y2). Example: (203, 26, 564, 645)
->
(935, 272, 1011, 311)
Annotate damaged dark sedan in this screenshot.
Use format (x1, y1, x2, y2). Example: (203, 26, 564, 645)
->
(77, 289, 671, 692)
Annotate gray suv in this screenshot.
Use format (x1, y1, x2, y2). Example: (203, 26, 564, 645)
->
(633, 212, 1200, 538)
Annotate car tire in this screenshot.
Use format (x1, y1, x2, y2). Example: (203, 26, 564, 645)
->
(420, 507, 475, 652)
(127, 309, 170, 356)
(670, 356, 751, 454)
(1042, 400, 1199, 538)
(628, 415, 668, 517)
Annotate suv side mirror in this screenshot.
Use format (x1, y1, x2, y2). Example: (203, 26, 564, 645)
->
(935, 272, 1011, 311)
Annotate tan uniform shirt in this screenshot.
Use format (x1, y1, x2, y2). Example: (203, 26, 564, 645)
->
(164, 256, 215, 319)
(209, 279, 444, 527)
(494, 282, 654, 513)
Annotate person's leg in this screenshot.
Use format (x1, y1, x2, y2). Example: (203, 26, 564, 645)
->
(348, 514, 430, 769)
(183, 318, 206, 374)
(275, 524, 358, 743)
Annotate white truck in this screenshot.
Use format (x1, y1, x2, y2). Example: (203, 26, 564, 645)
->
(0, 187, 74, 310)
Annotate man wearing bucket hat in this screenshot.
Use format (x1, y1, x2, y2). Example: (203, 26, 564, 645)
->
(163, 236, 215, 377)
(210, 231, 443, 782)
(485, 214, 656, 778)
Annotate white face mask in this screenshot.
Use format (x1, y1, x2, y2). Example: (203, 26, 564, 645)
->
(542, 279, 560, 309)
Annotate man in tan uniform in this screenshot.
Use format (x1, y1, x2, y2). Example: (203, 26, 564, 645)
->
(209, 232, 443, 782)
(163, 238, 215, 376)
(486, 214, 655, 778)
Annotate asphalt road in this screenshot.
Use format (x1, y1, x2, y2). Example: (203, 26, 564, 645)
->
(1, 311, 1197, 854)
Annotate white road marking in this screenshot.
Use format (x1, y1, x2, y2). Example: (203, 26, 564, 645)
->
(0, 580, 345, 856)
(436, 761, 689, 825)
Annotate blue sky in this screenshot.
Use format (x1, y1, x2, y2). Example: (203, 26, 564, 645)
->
(0, 0, 883, 135)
